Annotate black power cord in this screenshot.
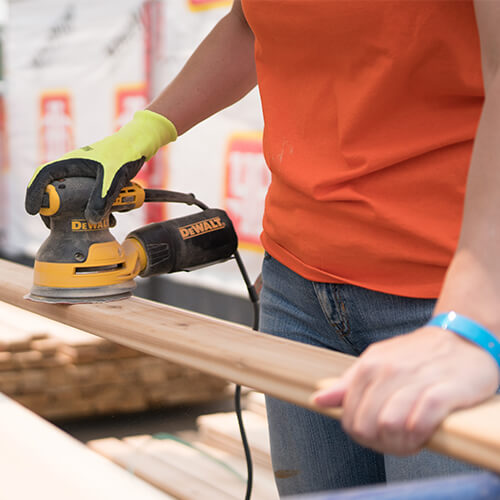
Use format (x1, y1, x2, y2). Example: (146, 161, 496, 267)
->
(148, 188, 258, 499)
(234, 249, 259, 500)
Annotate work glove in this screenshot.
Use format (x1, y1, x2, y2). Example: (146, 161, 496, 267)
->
(25, 110, 177, 223)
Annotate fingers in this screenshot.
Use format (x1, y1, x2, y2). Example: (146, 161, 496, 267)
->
(25, 167, 57, 215)
(85, 158, 144, 223)
(341, 361, 379, 432)
(337, 349, 441, 454)
(342, 377, 451, 455)
(407, 383, 462, 439)
(25, 159, 97, 215)
(374, 383, 459, 455)
(375, 382, 431, 454)
(26, 153, 146, 222)
(85, 163, 111, 224)
(346, 368, 406, 445)
(313, 365, 356, 407)
(311, 328, 499, 456)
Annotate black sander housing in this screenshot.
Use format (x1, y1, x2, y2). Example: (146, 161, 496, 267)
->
(128, 209, 237, 276)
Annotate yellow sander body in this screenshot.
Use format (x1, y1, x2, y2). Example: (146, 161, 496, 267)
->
(28, 177, 237, 304)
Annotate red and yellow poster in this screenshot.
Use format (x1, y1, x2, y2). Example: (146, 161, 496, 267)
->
(115, 83, 167, 223)
(224, 132, 269, 251)
(115, 83, 149, 183)
(187, 0, 232, 12)
(39, 91, 73, 165)
(115, 84, 147, 130)
(0, 95, 8, 172)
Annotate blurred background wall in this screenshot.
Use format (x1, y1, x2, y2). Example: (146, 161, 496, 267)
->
(0, 0, 265, 325)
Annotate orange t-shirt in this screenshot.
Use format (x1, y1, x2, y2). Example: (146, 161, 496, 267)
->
(241, 0, 484, 298)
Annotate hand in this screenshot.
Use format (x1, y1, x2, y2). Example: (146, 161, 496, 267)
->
(312, 327, 499, 455)
(25, 110, 177, 223)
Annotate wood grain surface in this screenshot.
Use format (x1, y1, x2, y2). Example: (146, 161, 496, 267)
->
(0, 393, 174, 500)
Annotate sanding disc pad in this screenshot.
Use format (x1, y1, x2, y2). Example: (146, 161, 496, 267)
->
(25, 281, 136, 305)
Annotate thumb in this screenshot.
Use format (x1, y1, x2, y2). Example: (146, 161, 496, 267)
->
(312, 366, 357, 408)
(85, 172, 124, 224)
(85, 158, 145, 223)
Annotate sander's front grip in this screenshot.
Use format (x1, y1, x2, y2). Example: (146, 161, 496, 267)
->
(127, 208, 238, 277)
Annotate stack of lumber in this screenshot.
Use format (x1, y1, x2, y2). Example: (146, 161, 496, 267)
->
(197, 409, 272, 470)
(89, 392, 279, 500)
(246, 390, 267, 417)
(0, 301, 228, 420)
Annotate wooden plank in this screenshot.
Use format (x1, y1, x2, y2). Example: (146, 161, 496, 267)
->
(197, 411, 272, 469)
(0, 325, 33, 352)
(246, 391, 267, 418)
(0, 352, 14, 371)
(0, 300, 99, 345)
(177, 431, 279, 499)
(90, 432, 279, 500)
(30, 337, 61, 357)
(126, 434, 250, 499)
(0, 393, 174, 500)
(0, 258, 499, 472)
(88, 437, 235, 500)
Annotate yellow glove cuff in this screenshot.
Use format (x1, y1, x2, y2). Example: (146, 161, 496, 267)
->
(116, 110, 178, 161)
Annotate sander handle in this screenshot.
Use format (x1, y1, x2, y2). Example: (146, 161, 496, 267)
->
(40, 178, 211, 218)
(144, 189, 209, 210)
(40, 179, 146, 217)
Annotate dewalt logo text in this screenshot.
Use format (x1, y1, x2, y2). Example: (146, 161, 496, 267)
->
(179, 217, 225, 240)
(71, 219, 110, 232)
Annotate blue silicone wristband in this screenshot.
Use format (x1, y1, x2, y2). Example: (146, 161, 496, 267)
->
(427, 311, 500, 369)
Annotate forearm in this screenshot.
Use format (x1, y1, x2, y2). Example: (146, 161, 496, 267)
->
(436, 77, 500, 331)
(147, 2, 256, 135)
(435, 1, 500, 333)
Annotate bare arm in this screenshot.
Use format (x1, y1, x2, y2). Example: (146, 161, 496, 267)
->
(436, 0, 500, 329)
(313, 0, 500, 455)
(147, 0, 256, 135)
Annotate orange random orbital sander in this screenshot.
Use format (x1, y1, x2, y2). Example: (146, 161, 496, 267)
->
(27, 177, 237, 304)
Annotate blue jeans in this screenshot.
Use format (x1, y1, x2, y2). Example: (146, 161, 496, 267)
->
(260, 253, 475, 496)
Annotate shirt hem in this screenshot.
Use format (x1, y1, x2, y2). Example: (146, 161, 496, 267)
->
(260, 232, 442, 299)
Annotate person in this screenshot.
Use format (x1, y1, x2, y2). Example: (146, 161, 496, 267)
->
(25, 0, 500, 496)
